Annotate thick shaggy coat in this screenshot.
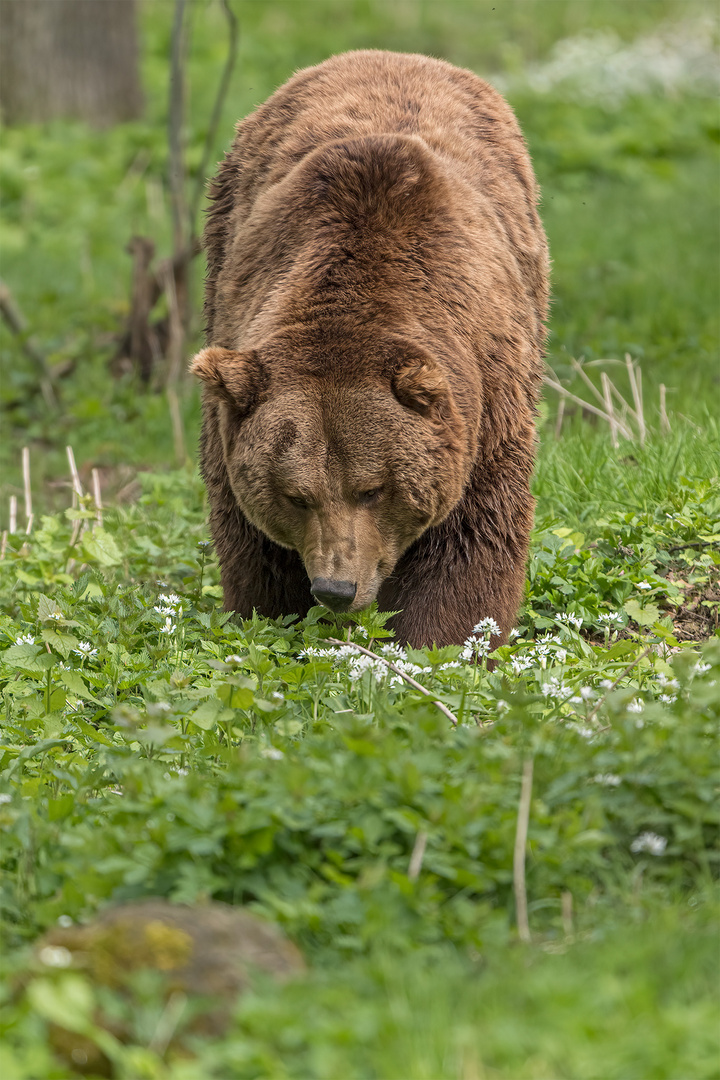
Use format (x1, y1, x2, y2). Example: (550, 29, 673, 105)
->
(192, 50, 549, 648)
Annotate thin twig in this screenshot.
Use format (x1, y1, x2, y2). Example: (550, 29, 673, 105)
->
(0, 279, 58, 409)
(325, 637, 459, 726)
(91, 469, 103, 528)
(586, 644, 654, 725)
(0, 531, 6, 559)
(513, 757, 534, 944)
(22, 446, 31, 525)
(408, 830, 428, 881)
(561, 890, 573, 938)
(554, 396, 565, 440)
(164, 263, 188, 466)
(9, 496, 17, 534)
(189, 0, 239, 239)
(168, 0, 188, 258)
(570, 357, 607, 409)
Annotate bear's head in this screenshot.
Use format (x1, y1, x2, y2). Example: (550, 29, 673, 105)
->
(191, 334, 477, 613)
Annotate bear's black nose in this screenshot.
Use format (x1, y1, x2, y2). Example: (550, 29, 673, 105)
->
(311, 578, 357, 612)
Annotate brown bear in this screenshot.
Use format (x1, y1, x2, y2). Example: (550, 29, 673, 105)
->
(191, 49, 549, 649)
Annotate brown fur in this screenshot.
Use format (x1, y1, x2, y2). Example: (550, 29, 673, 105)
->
(191, 50, 549, 648)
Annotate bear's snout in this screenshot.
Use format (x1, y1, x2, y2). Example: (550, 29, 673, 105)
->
(310, 577, 357, 613)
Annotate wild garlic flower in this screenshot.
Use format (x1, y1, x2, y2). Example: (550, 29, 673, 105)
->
(635, 581, 653, 591)
(630, 832, 667, 856)
(627, 699, 644, 713)
(591, 773, 621, 787)
(15, 633, 34, 645)
(73, 641, 98, 658)
(557, 612, 583, 630)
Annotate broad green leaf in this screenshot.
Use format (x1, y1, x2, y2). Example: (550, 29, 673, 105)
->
(624, 599, 661, 626)
(81, 527, 122, 567)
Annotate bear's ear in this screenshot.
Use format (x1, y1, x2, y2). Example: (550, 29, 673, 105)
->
(189, 347, 265, 415)
(391, 351, 452, 420)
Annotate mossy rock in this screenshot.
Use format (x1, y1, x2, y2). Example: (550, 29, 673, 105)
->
(32, 899, 305, 1075)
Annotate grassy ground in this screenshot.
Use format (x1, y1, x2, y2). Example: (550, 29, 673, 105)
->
(0, 2, 718, 1077)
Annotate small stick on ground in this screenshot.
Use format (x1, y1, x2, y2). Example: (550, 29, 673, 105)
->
(513, 757, 534, 944)
(91, 469, 103, 528)
(408, 830, 428, 881)
(9, 495, 17, 534)
(325, 637, 459, 726)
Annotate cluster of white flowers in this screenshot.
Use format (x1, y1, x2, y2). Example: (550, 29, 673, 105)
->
(591, 773, 622, 787)
(39, 946, 73, 969)
(0, 793, 12, 805)
(627, 699, 644, 714)
(155, 592, 183, 636)
(73, 641, 97, 660)
(693, 661, 711, 676)
(504, 17, 720, 107)
(460, 619, 501, 663)
(15, 633, 34, 645)
(540, 676, 574, 701)
(557, 612, 583, 631)
(48, 611, 64, 622)
(507, 632, 568, 675)
(631, 831, 667, 856)
(598, 612, 623, 625)
(635, 581, 653, 591)
(261, 747, 285, 761)
(569, 686, 596, 705)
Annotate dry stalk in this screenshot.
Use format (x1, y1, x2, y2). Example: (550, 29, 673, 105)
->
(543, 375, 633, 438)
(325, 637, 459, 726)
(660, 384, 671, 434)
(9, 495, 17, 534)
(513, 757, 534, 944)
(601, 372, 619, 448)
(22, 446, 32, 525)
(91, 468, 103, 528)
(554, 396, 565, 440)
(625, 354, 645, 445)
(66, 445, 83, 505)
(408, 830, 428, 881)
(561, 890, 574, 938)
(0, 531, 6, 560)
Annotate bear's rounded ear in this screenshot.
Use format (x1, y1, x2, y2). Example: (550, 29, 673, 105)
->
(391, 351, 452, 421)
(189, 347, 266, 415)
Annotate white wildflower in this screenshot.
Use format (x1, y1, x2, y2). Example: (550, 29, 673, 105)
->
(655, 673, 679, 690)
(16, 633, 35, 645)
(473, 617, 501, 637)
(592, 773, 621, 787)
(627, 699, 644, 714)
(600, 679, 614, 689)
(558, 613, 583, 630)
(631, 831, 667, 856)
(261, 747, 285, 760)
(598, 612, 623, 624)
(659, 694, 677, 705)
(0, 793, 12, 805)
(497, 699, 510, 713)
(48, 611, 64, 621)
(39, 946, 73, 968)
(159, 617, 176, 634)
(225, 653, 244, 664)
(73, 641, 98, 658)
(579, 686, 595, 701)
(693, 661, 711, 675)
(509, 627, 522, 640)
(635, 581, 652, 591)
(57, 915, 73, 928)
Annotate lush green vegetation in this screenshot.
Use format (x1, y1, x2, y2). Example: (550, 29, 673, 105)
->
(0, 2, 718, 1077)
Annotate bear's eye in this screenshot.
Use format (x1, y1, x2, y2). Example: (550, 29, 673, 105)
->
(357, 487, 383, 506)
(286, 494, 309, 510)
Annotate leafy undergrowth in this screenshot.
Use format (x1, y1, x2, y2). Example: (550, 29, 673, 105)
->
(0, 460, 718, 1078)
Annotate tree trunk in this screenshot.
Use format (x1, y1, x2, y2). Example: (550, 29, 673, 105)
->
(0, 0, 143, 126)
